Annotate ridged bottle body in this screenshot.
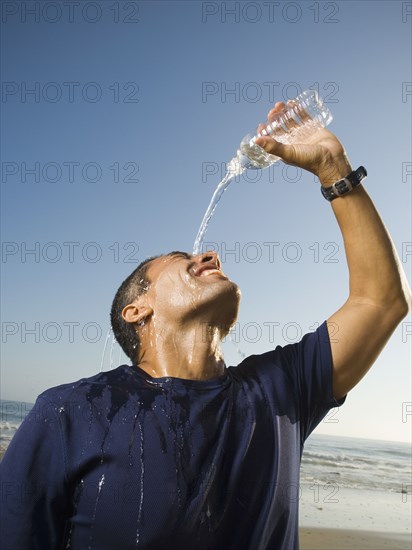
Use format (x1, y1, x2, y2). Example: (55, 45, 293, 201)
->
(237, 89, 333, 170)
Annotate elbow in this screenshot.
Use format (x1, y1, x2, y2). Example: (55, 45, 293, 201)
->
(382, 277, 412, 322)
(400, 296, 411, 317)
(395, 269, 412, 319)
(392, 291, 411, 321)
(370, 290, 412, 329)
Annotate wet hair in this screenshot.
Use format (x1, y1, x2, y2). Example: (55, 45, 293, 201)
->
(110, 256, 159, 363)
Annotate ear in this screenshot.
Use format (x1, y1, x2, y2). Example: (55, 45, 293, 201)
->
(121, 303, 153, 325)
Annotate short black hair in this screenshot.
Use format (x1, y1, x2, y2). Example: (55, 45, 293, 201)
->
(110, 256, 159, 363)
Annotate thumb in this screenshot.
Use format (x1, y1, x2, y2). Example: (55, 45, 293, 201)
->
(255, 136, 290, 160)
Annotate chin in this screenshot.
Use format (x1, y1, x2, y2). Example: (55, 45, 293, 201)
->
(208, 280, 241, 329)
(179, 278, 241, 329)
(208, 276, 240, 301)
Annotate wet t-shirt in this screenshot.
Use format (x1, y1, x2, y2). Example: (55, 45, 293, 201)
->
(0, 322, 344, 550)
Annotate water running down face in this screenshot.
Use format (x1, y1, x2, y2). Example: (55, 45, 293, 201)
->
(123, 251, 241, 341)
(146, 251, 241, 332)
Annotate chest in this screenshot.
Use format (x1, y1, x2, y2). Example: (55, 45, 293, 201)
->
(64, 387, 301, 549)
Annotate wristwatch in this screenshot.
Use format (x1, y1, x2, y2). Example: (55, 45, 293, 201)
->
(321, 166, 367, 201)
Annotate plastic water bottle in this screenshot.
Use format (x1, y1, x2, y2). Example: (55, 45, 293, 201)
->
(234, 89, 333, 172)
(192, 90, 333, 255)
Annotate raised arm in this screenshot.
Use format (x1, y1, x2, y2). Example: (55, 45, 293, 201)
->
(256, 103, 411, 401)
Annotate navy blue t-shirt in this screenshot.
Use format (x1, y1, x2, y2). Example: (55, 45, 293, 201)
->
(0, 322, 344, 550)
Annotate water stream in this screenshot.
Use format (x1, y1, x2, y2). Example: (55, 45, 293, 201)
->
(192, 156, 245, 256)
(192, 116, 326, 256)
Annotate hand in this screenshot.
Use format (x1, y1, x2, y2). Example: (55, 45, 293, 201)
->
(254, 101, 352, 185)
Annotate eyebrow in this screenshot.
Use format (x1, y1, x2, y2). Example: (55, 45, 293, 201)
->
(167, 251, 192, 260)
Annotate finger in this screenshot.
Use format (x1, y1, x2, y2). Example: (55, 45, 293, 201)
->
(282, 104, 300, 131)
(267, 101, 300, 137)
(256, 103, 286, 137)
(268, 101, 286, 123)
(257, 122, 266, 135)
(288, 98, 312, 124)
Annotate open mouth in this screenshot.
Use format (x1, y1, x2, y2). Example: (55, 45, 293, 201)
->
(198, 268, 224, 278)
(193, 263, 227, 279)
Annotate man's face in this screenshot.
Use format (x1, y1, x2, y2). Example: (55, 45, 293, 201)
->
(142, 251, 241, 332)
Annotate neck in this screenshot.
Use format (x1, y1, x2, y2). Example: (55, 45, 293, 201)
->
(135, 320, 226, 380)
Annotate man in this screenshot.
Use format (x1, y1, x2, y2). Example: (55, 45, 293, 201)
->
(0, 102, 410, 549)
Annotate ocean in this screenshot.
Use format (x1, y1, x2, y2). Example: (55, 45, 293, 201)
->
(1, 399, 411, 496)
(0, 400, 34, 457)
(301, 433, 411, 496)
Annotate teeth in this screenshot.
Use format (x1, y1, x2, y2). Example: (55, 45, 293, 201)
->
(200, 269, 221, 277)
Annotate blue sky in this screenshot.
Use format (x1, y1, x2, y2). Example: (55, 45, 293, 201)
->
(1, 0, 411, 442)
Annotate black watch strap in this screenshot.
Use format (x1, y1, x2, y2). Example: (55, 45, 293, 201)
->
(321, 166, 367, 201)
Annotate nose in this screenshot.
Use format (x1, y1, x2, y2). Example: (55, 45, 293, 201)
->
(197, 251, 221, 269)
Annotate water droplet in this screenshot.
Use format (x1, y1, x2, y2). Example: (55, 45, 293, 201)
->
(88, 474, 106, 549)
(97, 473, 105, 492)
(135, 421, 145, 545)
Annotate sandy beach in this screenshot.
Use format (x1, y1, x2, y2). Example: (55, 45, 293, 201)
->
(299, 480, 411, 550)
(300, 527, 411, 549)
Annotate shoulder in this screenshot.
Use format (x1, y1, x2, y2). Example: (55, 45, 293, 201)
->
(36, 365, 134, 410)
(228, 343, 297, 396)
(229, 322, 331, 381)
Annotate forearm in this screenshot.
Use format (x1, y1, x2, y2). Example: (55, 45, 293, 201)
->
(257, 113, 410, 396)
(255, 110, 410, 311)
(321, 162, 410, 311)
(320, 159, 410, 398)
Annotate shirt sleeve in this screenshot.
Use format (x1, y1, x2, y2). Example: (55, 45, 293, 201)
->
(290, 321, 346, 440)
(0, 394, 70, 550)
(238, 321, 346, 443)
